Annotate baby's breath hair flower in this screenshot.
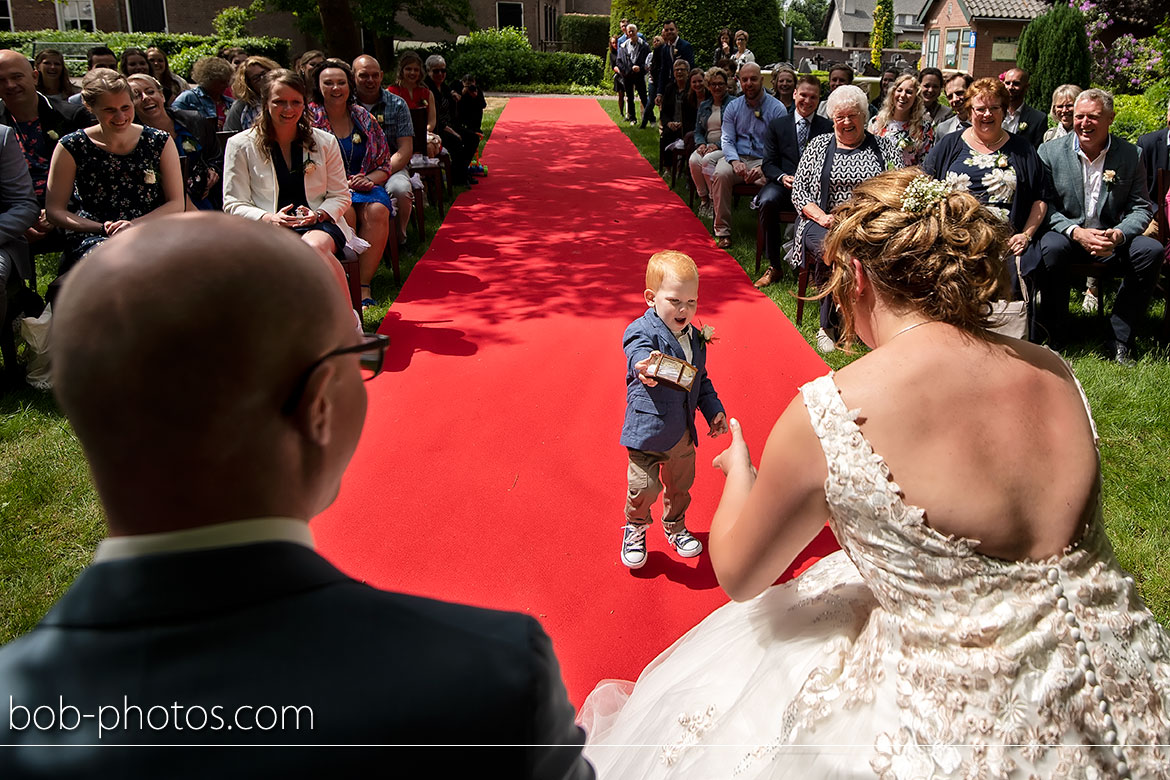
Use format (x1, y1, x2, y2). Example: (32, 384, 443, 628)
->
(900, 174, 967, 213)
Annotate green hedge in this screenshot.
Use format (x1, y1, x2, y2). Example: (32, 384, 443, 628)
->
(1113, 93, 1167, 141)
(560, 13, 609, 57)
(441, 27, 603, 89)
(0, 30, 291, 78)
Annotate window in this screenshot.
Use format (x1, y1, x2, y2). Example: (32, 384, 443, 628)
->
(944, 28, 959, 69)
(543, 3, 557, 42)
(497, 1, 523, 30)
(958, 27, 971, 71)
(926, 29, 939, 68)
(0, 0, 12, 32)
(126, 0, 168, 33)
(57, 0, 96, 32)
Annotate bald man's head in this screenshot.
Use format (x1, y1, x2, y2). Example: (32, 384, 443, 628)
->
(352, 55, 383, 103)
(54, 213, 365, 530)
(0, 49, 38, 110)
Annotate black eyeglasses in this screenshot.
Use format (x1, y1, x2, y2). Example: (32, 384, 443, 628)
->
(282, 333, 389, 414)
(431, 68, 446, 74)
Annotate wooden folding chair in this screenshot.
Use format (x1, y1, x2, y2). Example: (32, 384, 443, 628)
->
(408, 108, 445, 218)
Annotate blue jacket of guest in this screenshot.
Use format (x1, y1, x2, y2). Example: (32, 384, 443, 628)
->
(694, 93, 732, 146)
(621, 308, 723, 452)
(172, 85, 233, 123)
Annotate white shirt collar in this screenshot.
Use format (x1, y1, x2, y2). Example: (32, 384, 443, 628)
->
(93, 517, 315, 563)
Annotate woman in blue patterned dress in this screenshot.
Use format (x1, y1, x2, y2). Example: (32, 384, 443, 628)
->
(45, 69, 183, 301)
(922, 78, 1049, 336)
(868, 73, 934, 167)
(307, 59, 392, 310)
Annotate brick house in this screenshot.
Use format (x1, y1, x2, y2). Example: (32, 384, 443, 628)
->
(1, 0, 309, 52)
(824, 0, 930, 49)
(916, 0, 1044, 79)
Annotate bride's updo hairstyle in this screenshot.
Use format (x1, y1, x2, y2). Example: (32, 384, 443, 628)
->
(820, 167, 1010, 348)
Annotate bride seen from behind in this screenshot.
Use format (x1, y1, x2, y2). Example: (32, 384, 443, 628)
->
(582, 168, 1170, 778)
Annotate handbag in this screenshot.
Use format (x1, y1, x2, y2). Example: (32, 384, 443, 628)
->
(987, 254, 1029, 339)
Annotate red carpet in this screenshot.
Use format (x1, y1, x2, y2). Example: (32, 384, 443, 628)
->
(312, 97, 837, 707)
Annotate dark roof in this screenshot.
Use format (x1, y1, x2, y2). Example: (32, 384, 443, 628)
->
(917, 0, 1045, 24)
(826, 0, 931, 35)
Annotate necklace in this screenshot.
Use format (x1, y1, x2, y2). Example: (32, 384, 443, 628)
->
(889, 320, 934, 341)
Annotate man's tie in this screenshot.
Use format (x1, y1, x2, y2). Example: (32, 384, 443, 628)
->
(797, 117, 809, 153)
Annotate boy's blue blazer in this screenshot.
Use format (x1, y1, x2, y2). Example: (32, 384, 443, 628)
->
(621, 308, 724, 452)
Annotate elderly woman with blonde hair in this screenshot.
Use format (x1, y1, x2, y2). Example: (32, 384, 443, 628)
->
(1043, 83, 1080, 143)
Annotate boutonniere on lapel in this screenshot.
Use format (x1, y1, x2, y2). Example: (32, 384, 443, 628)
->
(143, 169, 157, 185)
(753, 109, 762, 119)
(351, 132, 362, 144)
(375, 114, 384, 124)
(996, 153, 1009, 168)
(47, 130, 59, 141)
(1103, 169, 1117, 187)
(181, 139, 196, 153)
(420, 99, 428, 108)
(303, 159, 317, 175)
(1018, 121, 1028, 131)
(696, 323, 717, 344)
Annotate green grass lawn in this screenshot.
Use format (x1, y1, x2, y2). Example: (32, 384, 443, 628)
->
(2, 97, 1168, 644)
(0, 103, 506, 644)
(598, 97, 1170, 622)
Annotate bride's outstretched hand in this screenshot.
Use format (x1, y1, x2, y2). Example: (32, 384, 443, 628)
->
(712, 418, 755, 477)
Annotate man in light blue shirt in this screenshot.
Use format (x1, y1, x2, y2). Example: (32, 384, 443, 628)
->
(711, 63, 786, 247)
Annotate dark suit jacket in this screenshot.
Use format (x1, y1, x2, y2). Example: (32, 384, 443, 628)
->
(658, 82, 698, 143)
(655, 38, 695, 85)
(0, 92, 91, 145)
(1136, 127, 1169, 198)
(1039, 132, 1153, 241)
(762, 111, 831, 184)
(621, 309, 723, 452)
(0, 541, 593, 779)
(616, 39, 650, 79)
(1013, 104, 1047, 149)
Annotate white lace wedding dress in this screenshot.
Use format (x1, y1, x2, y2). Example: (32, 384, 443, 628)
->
(581, 373, 1170, 779)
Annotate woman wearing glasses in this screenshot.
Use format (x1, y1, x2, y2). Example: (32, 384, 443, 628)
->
(922, 77, 1048, 331)
(791, 84, 902, 353)
(689, 66, 732, 219)
(224, 56, 281, 132)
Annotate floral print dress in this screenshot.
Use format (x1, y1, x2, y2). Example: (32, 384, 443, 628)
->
(871, 117, 935, 167)
(58, 126, 170, 261)
(944, 143, 1019, 223)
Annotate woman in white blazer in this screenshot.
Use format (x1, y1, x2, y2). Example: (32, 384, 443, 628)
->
(222, 69, 354, 297)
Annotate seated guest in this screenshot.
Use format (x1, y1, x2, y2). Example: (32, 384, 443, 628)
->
(792, 84, 901, 352)
(388, 51, 436, 144)
(933, 72, 972, 139)
(919, 67, 949, 126)
(352, 54, 414, 246)
(67, 46, 117, 106)
(711, 63, 786, 249)
(222, 69, 353, 302)
(224, 55, 279, 132)
(220, 46, 249, 71)
(119, 47, 151, 78)
(771, 64, 796, 113)
(33, 49, 78, 101)
(755, 74, 832, 288)
(868, 65, 899, 118)
(424, 54, 474, 186)
(868, 73, 934, 166)
(1037, 88, 1161, 364)
(1043, 84, 1079, 143)
(295, 49, 326, 82)
(0, 125, 40, 368)
(128, 74, 219, 211)
(146, 46, 189, 104)
(172, 56, 235, 130)
(45, 69, 184, 302)
(308, 58, 392, 310)
(922, 77, 1048, 326)
(1001, 68, 1047, 148)
(689, 66, 731, 219)
(1136, 96, 1169, 200)
(657, 58, 695, 168)
(0, 49, 90, 247)
(0, 212, 593, 778)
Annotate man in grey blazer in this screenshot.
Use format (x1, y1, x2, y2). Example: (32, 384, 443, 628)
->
(1002, 68, 1047, 149)
(0, 214, 593, 778)
(1037, 88, 1162, 364)
(0, 125, 40, 372)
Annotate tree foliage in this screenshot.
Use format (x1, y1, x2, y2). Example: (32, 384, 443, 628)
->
(870, 0, 893, 68)
(784, 0, 829, 44)
(653, 0, 785, 65)
(1017, 3, 1092, 108)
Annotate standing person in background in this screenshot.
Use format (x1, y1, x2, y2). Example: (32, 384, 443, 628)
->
(610, 36, 625, 120)
(642, 35, 664, 129)
(649, 19, 695, 128)
(1001, 68, 1046, 148)
(919, 67, 950, 126)
(1044, 84, 1079, 144)
(67, 46, 117, 108)
(730, 30, 755, 76)
(868, 65, 899, 118)
(34, 50, 78, 100)
(146, 47, 189, 105)
(296, 50, 326, 83)
(119, 48, 151, 78)
(771, 65, 796, 113)
(616, 25, 650, 125)
(712, 28, 733, 66)
(352, 54, 414, 247)
(817, 64, 855, 118)
(868, 73, 934, 166)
